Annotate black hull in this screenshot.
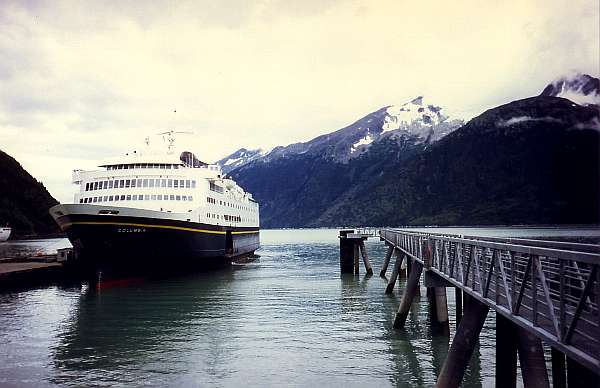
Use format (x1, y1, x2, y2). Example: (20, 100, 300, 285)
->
(54, 212, 260, 271)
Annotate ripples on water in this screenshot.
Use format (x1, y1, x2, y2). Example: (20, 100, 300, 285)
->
(3, 228, 596, 387)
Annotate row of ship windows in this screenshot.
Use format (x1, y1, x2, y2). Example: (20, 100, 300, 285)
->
(206, 213, 257, 223)
(106, 163, 181, 170)
(206, 214, 241, 222)
(85, 179, 197, 191)
(209, 182, 224, 194)
(206, 197, 257, 212)
(81, 194, 194, 203)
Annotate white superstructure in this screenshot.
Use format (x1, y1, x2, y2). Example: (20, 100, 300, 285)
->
(69, 132, 259, 228)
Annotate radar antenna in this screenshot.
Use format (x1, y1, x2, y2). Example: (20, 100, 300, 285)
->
(156, 109, 194, 154)
(156, 129, 194, 154)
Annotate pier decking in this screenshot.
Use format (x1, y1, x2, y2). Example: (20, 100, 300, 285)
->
(0, 250, 71, 288)
(0, 262, 62, 276)
(378, 228, 600, 387)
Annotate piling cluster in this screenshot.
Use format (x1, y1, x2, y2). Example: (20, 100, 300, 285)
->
(339, 230, 373, 275)
(340, 229, 600, 388)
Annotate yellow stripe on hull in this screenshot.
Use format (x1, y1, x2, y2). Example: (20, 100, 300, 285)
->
(61, 221, 259, 235)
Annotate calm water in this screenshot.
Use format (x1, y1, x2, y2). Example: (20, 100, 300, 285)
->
(1, 228, 597, 387)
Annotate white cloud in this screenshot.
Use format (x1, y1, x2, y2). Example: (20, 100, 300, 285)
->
(497, 116, 563, 127)
(0, 0, 598, 202)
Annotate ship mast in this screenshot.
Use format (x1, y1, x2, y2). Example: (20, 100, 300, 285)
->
(154, 109, 195, 167)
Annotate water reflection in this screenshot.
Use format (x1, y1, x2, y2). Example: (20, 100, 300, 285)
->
(51, 269, 239, 386)
(374, 276, 483, 388)
(0, 230, 509, 387)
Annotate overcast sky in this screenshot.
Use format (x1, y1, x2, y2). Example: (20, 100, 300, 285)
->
(0, 0, 598, 203)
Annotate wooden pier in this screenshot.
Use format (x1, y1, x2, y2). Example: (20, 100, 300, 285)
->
(339, 229, 375, 275)
(0, 248, 73, 289)
(377, 228, 600, 387)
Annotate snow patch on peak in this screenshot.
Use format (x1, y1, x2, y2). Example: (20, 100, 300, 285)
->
(350, 133, 374, 153)
(224, 156, 242, 166)
(382, 96, 448, 137)
(217, 147, 267, 173)
(219, 96, 463, 166)
(541, 72, 600, 106)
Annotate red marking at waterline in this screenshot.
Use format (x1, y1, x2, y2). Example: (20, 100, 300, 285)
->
(96, 277, 146, 290)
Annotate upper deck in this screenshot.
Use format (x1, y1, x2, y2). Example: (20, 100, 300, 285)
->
(65, 133, 259, 227)
(72, 162, 222, 184)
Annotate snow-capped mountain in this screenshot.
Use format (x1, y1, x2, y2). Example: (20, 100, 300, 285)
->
(230, 94, 599, 228)
(540, 73, 600, 106)
(216, 74, 600, 228)
(220, 97, 463, 167)
(216, 148, 269, 173)
(218, 75, 598, 174)
(380, 96, 462, 142)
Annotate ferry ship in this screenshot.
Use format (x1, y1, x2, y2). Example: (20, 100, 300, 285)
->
(49, 131, 260, 269)
(0, 226, 10, 242)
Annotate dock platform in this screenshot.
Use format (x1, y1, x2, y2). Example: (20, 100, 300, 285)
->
(0, 249, 71, 289)
(378, 228, 600, 387)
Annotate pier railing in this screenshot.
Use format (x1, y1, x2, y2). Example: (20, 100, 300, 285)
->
(380, 229, 600, 372)
(352, 228, 379, 237)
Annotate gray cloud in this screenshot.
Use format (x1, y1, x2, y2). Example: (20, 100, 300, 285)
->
(0, 0, 598, 202)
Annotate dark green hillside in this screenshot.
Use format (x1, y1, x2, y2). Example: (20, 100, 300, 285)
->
(326, 97, 600, 226)
(233, 136, 426, 227)
(0, 149, 59, 236)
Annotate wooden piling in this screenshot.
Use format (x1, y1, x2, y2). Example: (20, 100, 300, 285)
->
(393, 259, 424, 328)
(385, 250, 405, 294)
(462, 288, 470, 311)
(419, 239, 431, 299)
(353, 243, 360, 275)
(496, 314, 518, 388)
(455, 287, 463, 325)
(434, 287, 450, 336)
(380, 245, 394, 277)
(358, 241, 373, 275)
(516, 327, 550, 388)
(427, 287, 436, 324)
(551, 347, 566, 388)
(339, 230, 355, 274)
(399, 259, 407, 279)
(414, 267, 421, 297)
(436, 293, 490, 388)
(422, 239, 433, 268)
